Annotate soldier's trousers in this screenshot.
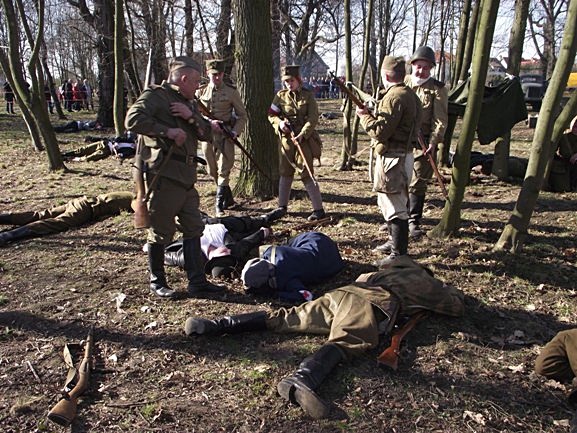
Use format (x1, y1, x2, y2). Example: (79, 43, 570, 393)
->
(64, 141, 111, 162)
(6, 197, 94, 235)
(266, 290, 389, 358)
(201, 136, 234, 186)
(535, 329, 577, 382)
(409, 148, 434, 196)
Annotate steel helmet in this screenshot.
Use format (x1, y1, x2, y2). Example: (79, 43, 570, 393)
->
(410, 46, 436, 66)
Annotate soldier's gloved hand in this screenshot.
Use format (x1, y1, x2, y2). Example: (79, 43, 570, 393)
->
(374, 143, 386, 155)
(166, 128, 186, 146)
(279, 120, 291, 134)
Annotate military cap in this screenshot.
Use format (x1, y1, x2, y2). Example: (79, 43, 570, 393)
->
(282, 65, 301, 80)
(206, 59, 226, 74)
(381, 56, 406, 74)
(169, 56, 202, 73)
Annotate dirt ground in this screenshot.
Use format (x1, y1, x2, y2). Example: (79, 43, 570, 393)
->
(0, 101, 576, 433)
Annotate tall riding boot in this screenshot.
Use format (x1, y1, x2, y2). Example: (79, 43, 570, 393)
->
(373, 221, 393, 253)
(0, 214, 14, 225)
(215, 186, 226, 217)
(374, 218, 408, 267)
(277, 344, 345, 419)
(164, 241, 184, 268)
(184, 311, 268, 336)
(0, 226, 35, 247)
(222, 185, 236, 209)
(408, 193, 426, 238)
(148, 243, 175, 298)
(183, 237, 226, 296)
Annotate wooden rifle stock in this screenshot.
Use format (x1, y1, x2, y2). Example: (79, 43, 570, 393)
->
(195, 98, 271, 181)
(417, 133, 448, 200)
(377, 311, 427, 370)
(132, 152, 150, 229)
(272, 216, 332, 239)
(287, 128, 318, 186)
(48, 329, 94, 427)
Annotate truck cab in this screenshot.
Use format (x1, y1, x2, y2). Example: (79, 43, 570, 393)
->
(520, 74, 546, 111)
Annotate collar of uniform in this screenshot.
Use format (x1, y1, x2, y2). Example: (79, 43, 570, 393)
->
(209, 82, 223, 91)
(161, 81, 189, 100)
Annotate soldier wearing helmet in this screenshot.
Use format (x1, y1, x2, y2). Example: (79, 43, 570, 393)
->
(404, 46, 448, 238)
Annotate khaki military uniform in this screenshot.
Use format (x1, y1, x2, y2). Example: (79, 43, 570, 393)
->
(268, 87, 319, 179)
(125, 81, 210, 244)
(404, 76, 448, 196)
(548, 132, 577, 192)
(196, 82, 247, 186)
(266, 256, 464, 358)
(2, 192, 133, 235)
(358, 83, 421, 221)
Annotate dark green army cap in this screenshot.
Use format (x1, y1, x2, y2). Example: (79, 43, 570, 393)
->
(381, 56, 406, 75)
(169, 56, 202, 73)
(282, 65, 301, 80)
(206, 59, 226, 74)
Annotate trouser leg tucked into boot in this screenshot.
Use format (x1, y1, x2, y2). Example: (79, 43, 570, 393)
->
(408, 193, 426, 238)
(222, 185, 236, 209)
(374, 218, 408, 268)
(183, 237, 225, 296)
(0, 226, 36, 247)
(184, 311, 268, 336)
(148, 243, 175, 298)
(373, 222, 393, 253)
(277, 343, 345, 419)
(215, 186, 226, 217)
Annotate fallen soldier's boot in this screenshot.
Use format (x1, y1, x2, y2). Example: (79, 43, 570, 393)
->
(184, 311, 268, 336)
(277, 344, 344, 419)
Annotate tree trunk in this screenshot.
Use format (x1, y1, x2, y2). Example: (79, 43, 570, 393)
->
(113, 0, 125, 136)
(339, 0, 354, 171)
(495, 0, 577, 253)
(451, 0, 471, 88)
(492, 0, 530, 180)
(232, 0, 277, 198)
(429, 0, 501, 238)
(458, 0, 480, 84)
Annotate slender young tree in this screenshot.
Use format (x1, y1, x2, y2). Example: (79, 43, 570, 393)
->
(495, 0, 577, 253)
(232, 0, 277, 198)
(429, 0, 501, 238)
(339, 0, 354, 171)
(113, 0, 125, 136)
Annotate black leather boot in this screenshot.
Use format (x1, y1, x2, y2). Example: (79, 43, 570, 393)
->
(373, 222, 393, 253)
(0, 226, 35, 246)
(374, 219, 408, 267)
(164, 240, 184, 268)
(183, 237, 226, 296)
(277, 344, 345, 419)
(148, 243, 175, 298)
(222, 185, 236, 209)
(408, 193, 425, 238)
(215, 186, 226, 217)
(0, 214, 14, 225)
(184, 311, 268, 336)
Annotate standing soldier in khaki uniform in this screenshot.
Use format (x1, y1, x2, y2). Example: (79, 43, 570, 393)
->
(268, 65, 326, 221)
(405, 46, 448, 238)
(196, 59, 248, 217)
(357, 56, 421, 266)
(125, 56, 224, 299)
(184, 256, 464, 419)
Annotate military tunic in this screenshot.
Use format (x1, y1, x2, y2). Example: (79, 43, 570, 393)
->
(125, 81, 210, 244)
(196, 82, 247, 186)
(2, 191, 133, 235)
(358, 83, 421, 221)
(268, 86, 319, 179)
(404, 76, 448, 195)
(266, 256, 464, 358)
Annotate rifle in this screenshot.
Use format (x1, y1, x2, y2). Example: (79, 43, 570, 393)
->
(48, 329, 94, 427)
(272, 216, 332, 239)
(195, 98, 271, 181)
(329, 71, 366, 109)
(377, 311, 427, 370)
(417, 133, 449, 200)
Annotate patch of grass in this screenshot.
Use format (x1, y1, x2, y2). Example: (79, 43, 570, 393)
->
(0, 295, 8, 306)
(139, 403, 158, 420)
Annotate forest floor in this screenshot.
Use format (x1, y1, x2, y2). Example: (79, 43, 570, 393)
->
(0, 100, 576, 433)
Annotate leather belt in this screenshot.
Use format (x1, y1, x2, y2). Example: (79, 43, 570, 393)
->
(170, 154, 207, 166)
